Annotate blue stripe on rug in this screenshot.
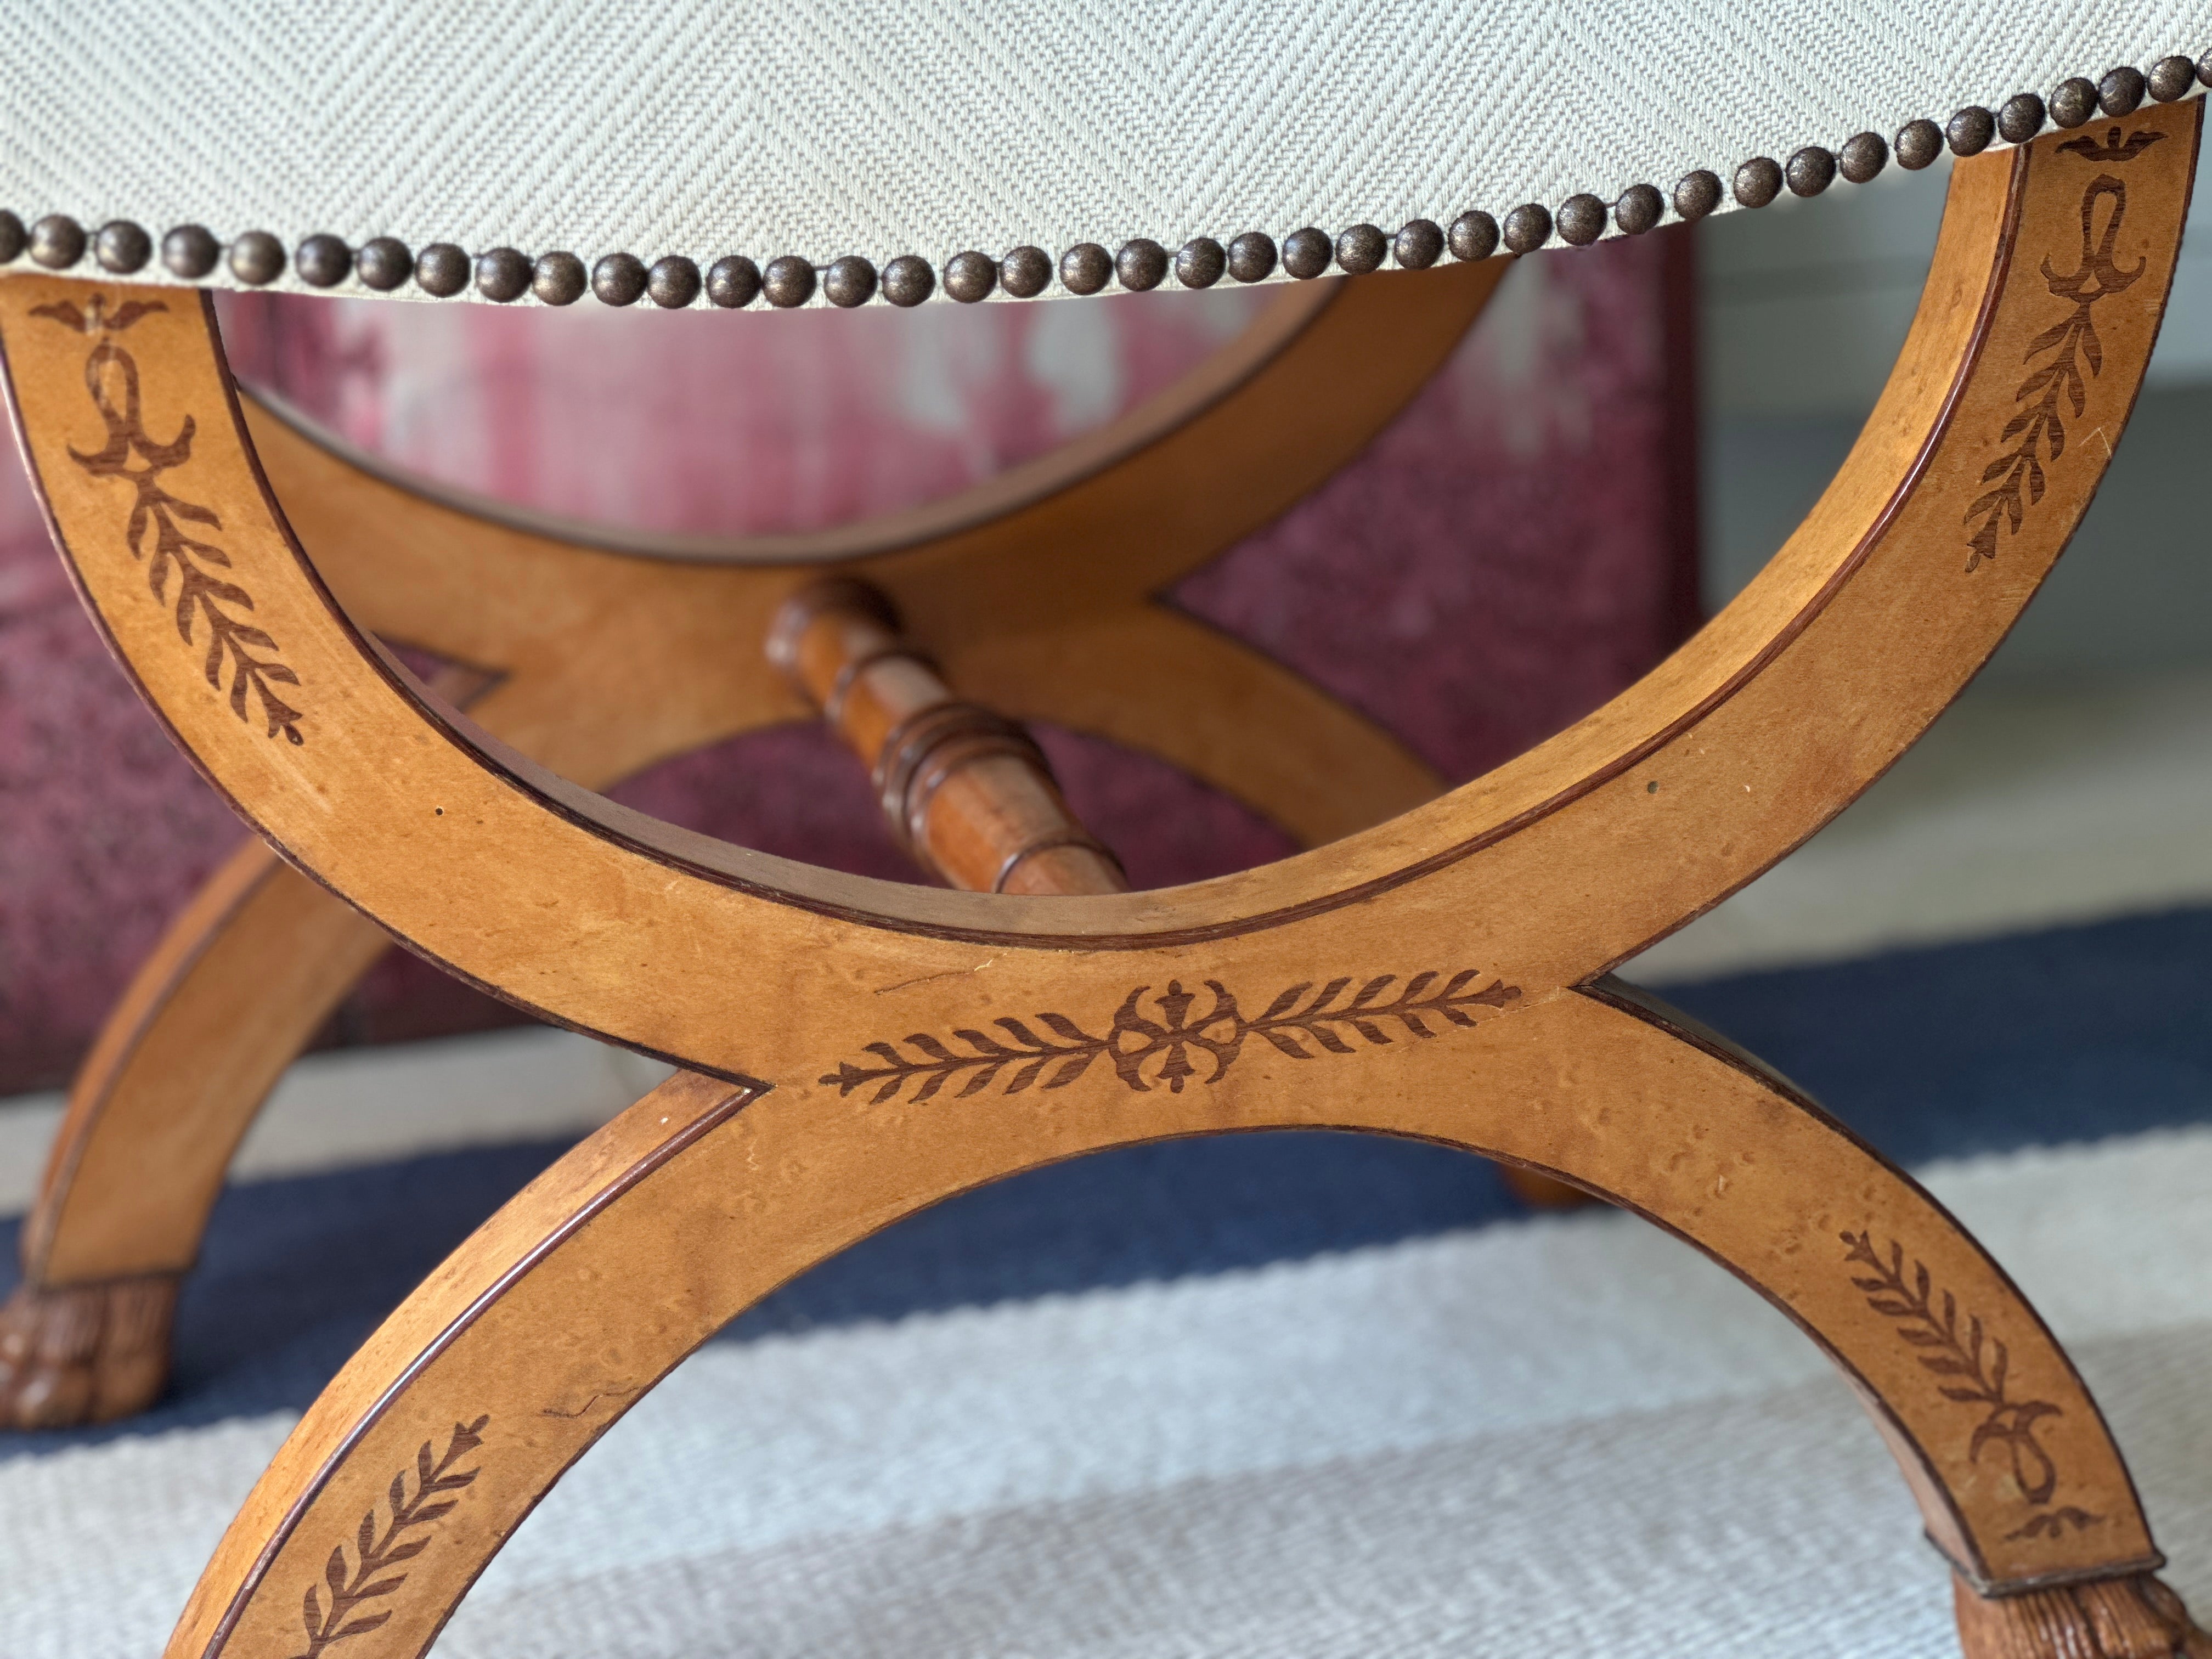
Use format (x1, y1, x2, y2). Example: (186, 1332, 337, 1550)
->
(5, 903, 2211, 1461)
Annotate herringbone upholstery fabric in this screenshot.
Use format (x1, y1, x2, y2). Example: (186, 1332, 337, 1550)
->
(0, 1, 2201, 302)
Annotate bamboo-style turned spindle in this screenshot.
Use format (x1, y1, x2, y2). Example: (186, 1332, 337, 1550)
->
(769, 578, 1128, 896)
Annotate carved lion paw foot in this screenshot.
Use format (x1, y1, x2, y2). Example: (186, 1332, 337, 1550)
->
(0, 1274, 178, 1429)
(1956, 1572, 2212, 1659)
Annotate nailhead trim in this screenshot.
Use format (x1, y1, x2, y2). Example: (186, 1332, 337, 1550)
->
(1895, 119, 1944, 168)
(1838, 132, 1888, 184)
(1000, 246, 1051, 298)
(1673, 172, 1722, 221)
(823, 254, 877, 307)
(594, 252, 646, 307)
(943, 250, 996, 303)
(1175, 236, 1225, 288)
(7, 60, 2197, 306)
(1785, 146, 1836, 198)
(707, 255, 762, 308)
(648, 254, 701, 309)
(1998, 93, 2046, 144)
(1501, 203, 1551, 255)
(2051, 78, 2098, 127)
(228, 229, 283, 285)
(1226, 230, 1277, 282)
(1280, 228, 1331, 280)
(95, 219, 151, 275)
(294, 233, 350, 288)
(1393, 218, 1444, 268)
(1555, 194, 1606, 246)
(2151, 55, 2196, 101)
(882, 253, 934, 306)
(532, 251, 585, 306)
(1334, 223, 1385, 274)
(1448, 211, 1499, 259)
(763, 255, 816, 307)
(1947, 105, 1996, 155)
(475, 247, 529, 303)
(416, 244, 468, 297)
(1060, 241, 1111, 294)
(1613, 184, 1663, 235)
(1115, 239, 1166, 292)
(1733, 158, 1782, 208)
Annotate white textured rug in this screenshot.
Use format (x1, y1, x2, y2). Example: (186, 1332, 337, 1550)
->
(7, 1126, 2210, 1658)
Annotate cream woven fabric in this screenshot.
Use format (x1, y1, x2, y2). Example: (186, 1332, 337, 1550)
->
(0, 0, 2203, 302)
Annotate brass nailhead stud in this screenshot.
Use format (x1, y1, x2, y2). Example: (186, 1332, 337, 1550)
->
(763, 256, 817, 308)
(228, 229, 284, 285)
(648, 255, 702, 308)
(1732, 159, 1782, 208)
(1785, 147, 1836, 198)
(31, 218, 86, 273)
(475, 247, 530, 302)
(1226, 230, 1277, 281)
(0, 211, 24, 264)
(1946, 106, 1995, 155)
(1448, 210, 1499, 259)
(1673, 172, 1723, 220)
(1612, 184, 1663, 235)
(1000, 246, 1051, 298)
(1502, 202, 1551, 253)
(1555, 194, 1607, 245)
(1393, 218, 1444, 267)
(1895, 119, 1944, 168)
(2098, 66, 2147, 115)
(1115, 239, 1167, 291)
(1335, 223, 1387, 273)
(592, 252, 647, 306)
(1282, 228, 1332, 278)
(357, 237, 413, 291)
(294, 233, 350, 287)
(2149, 55, 2196, 101)
(1838, 132, 1888, 184)
(1059, 242, 1111, 294)
(707, 255, 762, 308)
(943, 250, 997, 302)
(531, 251, 586, 306)
(2050, 77, 2098, 128)
(30, 215, 86, 270)
(881, 255, 935, 306)
(1998, 93, 2046, 144)
(94, 220, 151, 274)
(823, 255, 877, 307)
(415, 244, 469, 297)
(1175, 237, 1226, 288)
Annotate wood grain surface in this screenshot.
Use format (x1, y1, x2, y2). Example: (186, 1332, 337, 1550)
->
(1, 266, 1482, 1426)
(0, 101, 2198, 1656)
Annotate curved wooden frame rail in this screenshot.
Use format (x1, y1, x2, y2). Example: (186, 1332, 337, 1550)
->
(0, 264, 1491, 1426)
(0, 102, 2202, 1658)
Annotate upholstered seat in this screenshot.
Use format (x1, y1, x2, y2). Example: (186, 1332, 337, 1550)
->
(0, 5, 2202, 307)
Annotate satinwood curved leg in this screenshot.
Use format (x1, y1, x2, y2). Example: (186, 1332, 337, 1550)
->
(1, 267, 1482, 1427)
(2, 100, 2200, 1655)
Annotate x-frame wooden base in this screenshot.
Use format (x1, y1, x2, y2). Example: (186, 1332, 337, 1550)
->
(1, 101, 2206, 1658)
(0, 259, 1493, 1425)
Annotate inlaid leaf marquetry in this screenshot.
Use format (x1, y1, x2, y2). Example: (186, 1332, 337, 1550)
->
(288, 1414, 488, 1658)
(35, 291, 304, 742)
(821, 969, 1521, 1103)
(1840, 1231, 2097, 1541)
(1965, 126, 2161, 573)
